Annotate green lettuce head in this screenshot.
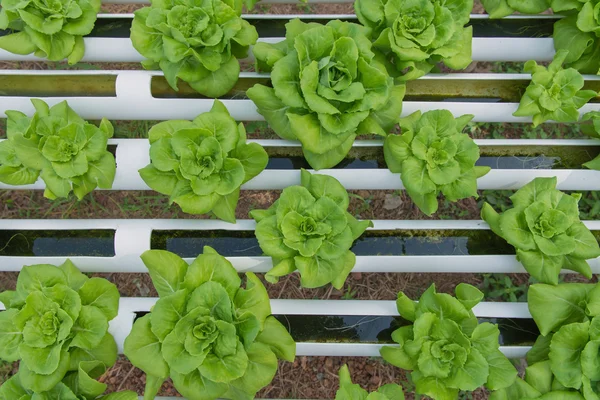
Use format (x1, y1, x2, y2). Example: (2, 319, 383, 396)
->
(481, 0, 549, 18)
(0, 0, 99, 63)
(248, 19, 405, 170)
(130, 0, 258, 98)
(250, 169, 373, 289)
(124, 247, 296, 400)
(335, 364, 405, 399)
(384, 109, 490, 216)
(355, 0, 473, 81)
(139, 99, 268, 222)
(0, 261, 122, 398)
(552, 0, 600, 75)
(381, 284, 517, 400)
(0, 99, 116, 200)
(513, 50, 597, 127)
(579, 111, 600, 170)
(492, 283, 600, 400)
(482, 177, 600, 285)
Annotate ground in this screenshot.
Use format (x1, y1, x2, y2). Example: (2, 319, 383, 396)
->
(0, 1, 596, 399)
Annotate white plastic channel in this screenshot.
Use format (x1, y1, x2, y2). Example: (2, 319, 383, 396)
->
(1, 70, 599, 121)
(0, 297, 532, 357)
(1, 137, 599, 191)
(0, 37, 557, 63)
(1, 219, 599, 274)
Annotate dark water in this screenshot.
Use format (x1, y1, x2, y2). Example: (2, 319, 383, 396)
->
(0, 16, 554, 39)
(0, 230, 115, 256)
(151, 229, 516, 258)
(265, 155, 576, 170)
(133, 311, 539, 347)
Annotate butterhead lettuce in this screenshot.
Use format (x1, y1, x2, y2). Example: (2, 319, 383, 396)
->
(0, 0, 100, 63)
(250, 169, 373, 289)
(384, 109, 490, 216)
(123, 246, 296, 400)
(355, 0, 474, 81)
(138, 99, 268, 222)
(130, 0, 258, 97)
(482, 177, 600, 285)
(0, 99, 116, 200)
(381, 284, 517, 400)
(248, 19, 405, 170)
(0, 260, 124, 399)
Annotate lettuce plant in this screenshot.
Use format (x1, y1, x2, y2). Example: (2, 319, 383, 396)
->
(579, 111, 600, 170)
(514, 50, 597, 127)
(248, 19, 405, 170)
(380, 284, 517, 400)
(552, 0, 600, 75)
(250, 169, 373, 289)
(130, 0, 258, 98)
(0, 99, 116, 200)
(383, 110, 490, 216)
(492, 283, 600, 400)
(335, 364, 405, 399)
(139, 100, 268, 222)
(0, 0, 100, 63)
(481, 0, 550, 18)
(123, 246, 296, 400)
(354, 0, 473, 81)
(1, 372, 138, 400)
(482, 177, 600, 285)
(0, 260, 121, 397)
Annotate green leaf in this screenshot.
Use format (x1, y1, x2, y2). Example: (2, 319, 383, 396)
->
(0, 31, 37, 55)
(549, 321, 589, 389)
(212, 189, 239, 224)
(234, 272, 270, 327)
(295, 255, 345, 288)
(517, 250, 564, 285)
(256, 316, 296, 362)
(78, 277, 119, 320)
(63, 360, 107, 399)
(150, 289, 187, 341)
(198, 341, 248, 383)
(232, 142, 268, 184)
(0, 165, 39, 186)
(255, 215, 298, 260)
(25, 28, 76, 61)
(187, 281, 233, 322)
(170, 369, 228, 400)
(301, 169, 349, 210)
(58, 259, 88, 291)
(401, 158, 436, 196)
(228, 342, 278, 395)
(246, 85, 296, 141)
(141, 250, 188, 297)
(70, 305, 108, 349)
(20, 349, 70, 392)
(123, 315, 169, 378)
(0, 309, 22, 362)
(498, 208, 536, 251)
(16, 264, 67, 297)
(528, 283, 593, 336)
(184, 246, 241, 299)
(69, 332, 117, 370)
(139, 164, 178, 195)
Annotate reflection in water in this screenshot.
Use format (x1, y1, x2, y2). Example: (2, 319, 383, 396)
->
(0, 230, 115, 257)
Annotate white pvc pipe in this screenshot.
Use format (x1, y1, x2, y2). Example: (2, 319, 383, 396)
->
(1, 219, 598, 274)
(0, 69, 598, 121)
(0, 37, 557, 63)
(0, 297, 531, 356)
